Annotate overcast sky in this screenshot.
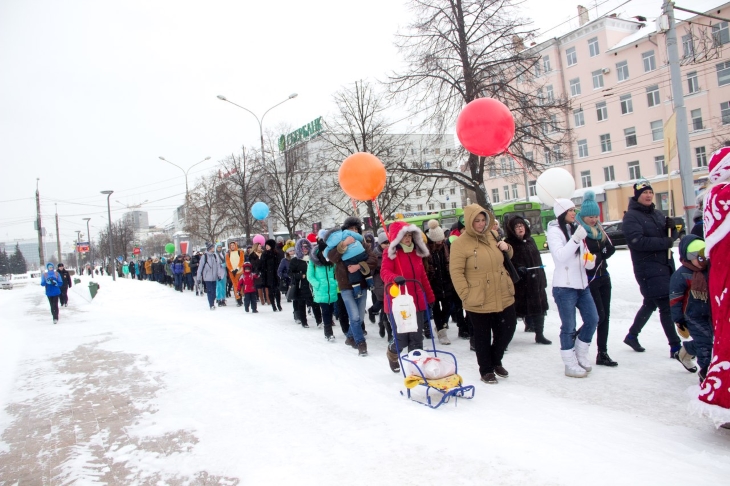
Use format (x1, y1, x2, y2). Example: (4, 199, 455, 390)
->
(0, 0, 669, 246)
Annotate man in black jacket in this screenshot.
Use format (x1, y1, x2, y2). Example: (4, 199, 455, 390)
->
(622, 181, 681, 355)
(57, 263, 72, 307)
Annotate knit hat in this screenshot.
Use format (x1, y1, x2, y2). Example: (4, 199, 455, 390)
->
(377, 227, 389, 244)
(578, 190, 600, 217)
(708, 146, 730, 183)
(306, 233, 317, 243)
(46, 262, 54, 270)
(276, 236, 284, 243)
(286, 247, 296, 255)
(342, 216, 363, 232)
(553, 198, 575, 218)
(206, 242, 215, 250)
(426, 219, 445, 242)
(317, 229, 327, 241)
(633, 181, 653, 199)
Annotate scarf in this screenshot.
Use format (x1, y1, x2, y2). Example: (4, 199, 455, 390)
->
(401, 243, 414, 253)
(681, 261, 709, 301)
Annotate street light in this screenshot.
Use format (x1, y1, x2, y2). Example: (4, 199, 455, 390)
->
(100, 190, 116, 281)
(158, 156, 211, 201)
(82, 217, 92, 269)
(217, 93, 298, 238)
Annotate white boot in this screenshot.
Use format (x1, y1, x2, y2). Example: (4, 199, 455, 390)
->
(560, 349, 587, 378)
(437, 329, 451, 345)
(574, 339, 593, 372)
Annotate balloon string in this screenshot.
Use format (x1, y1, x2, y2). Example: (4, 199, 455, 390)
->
(373, 198, 388, 236)
(505, 149, 560, 207)
(351, 198, 358, 213)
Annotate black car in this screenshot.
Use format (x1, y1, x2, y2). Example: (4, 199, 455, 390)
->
(603, 221, 626, 246)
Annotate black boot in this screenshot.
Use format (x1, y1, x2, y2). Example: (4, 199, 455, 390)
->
(236, 298, 243, 307)
(623, 333, 645, 352)
(424, 325, 433, 340)
(535, 333, 552, 345)
(596, 351, 618, 367)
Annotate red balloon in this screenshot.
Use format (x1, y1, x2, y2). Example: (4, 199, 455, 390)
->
(338, 152, 387, 201)
(456, 98, 515, 157)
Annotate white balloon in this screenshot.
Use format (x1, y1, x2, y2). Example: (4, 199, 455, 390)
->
(535, 168, 576, 206)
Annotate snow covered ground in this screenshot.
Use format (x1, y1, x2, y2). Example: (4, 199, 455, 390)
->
(1, 249, 729, 485)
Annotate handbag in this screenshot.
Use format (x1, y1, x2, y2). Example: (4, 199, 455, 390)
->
(286, 280, 297, 301)
(391, 285, 419, 334)
(502, 252, 521, 284)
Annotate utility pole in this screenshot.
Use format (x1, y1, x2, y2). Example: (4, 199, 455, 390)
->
(75, 230, 81, 272)
(55, 204, 61, 263)
(664, 0, 697, 227)
(36, 178, 45, 266)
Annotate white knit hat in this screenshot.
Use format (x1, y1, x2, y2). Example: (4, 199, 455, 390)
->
(426, 219, 445, 242)
(553, 198, 575, 218)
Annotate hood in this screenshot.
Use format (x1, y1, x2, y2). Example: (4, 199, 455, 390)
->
(462, 203, 495, 238)
(504, 215, 532, 243)
(309, 239, 331, 266)
(387, 221, 429, 259)
(295, 238, 312, 259)
(678, 234, 703, 262)
(243, 262, 253, 272)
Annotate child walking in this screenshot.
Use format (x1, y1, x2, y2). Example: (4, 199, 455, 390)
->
(238, 262, 258, 313)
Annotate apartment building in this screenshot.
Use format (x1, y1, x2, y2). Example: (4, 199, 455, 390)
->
(486, 2, 729, 220)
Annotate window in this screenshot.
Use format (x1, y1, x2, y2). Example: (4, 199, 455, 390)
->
(417, 204, 424, 211)
(399, 148, 405, 155)
(566, 47, 577, 66)
(581, 170, 592, 188)
(438, 188, 444, 196)
(434, 148, 441, 155)
(428, 203, 435, 210)
(525, 151, 534, 163)
(721, 101, 730, 124)
(422, 148, 429, 154)
(683, 34, 695, 59)
(411, 148, 417, 155)
(588, 37, 599, 57)
(415, 190, 422, 197)
(642, 51, 656, 72)
(500, 158, 507, 172)
(512, 184, 519, 199)
(696, 147, 708, 167)
(691, 109, 703, 131)
(620, 94, 633, 114)
(650, 120, 664, 141)
(449, 187, 456, 195)
(577, 139, 588, 158)
(569, 78, 581, 97)
(543, 55, 551, 73)
(713, 21, 729, 46)
(600, 134, 612, 153)
(655, 156, 667, 175)
(491, 188, 500, 204)
(717, 61, 730, 86)
(687, 71, 699, 94)
(628, 161, 642, 180)
(616, 60, 629, 81)
(445, 148, 451, 154)
(546, 85, 554, 103)
(528, 181, 537, 197)
(604, 165, 615, 182)
(541, 119, 549, 135)
(554, 144, 562, 162)
(535, 59, 542, 77)
(440, 202, 446, 209)
(647, 85, 660, 107)
(503, 185, 510, 200)
(446, 160, 453, 167)
(537, 88, 544, 105)
(544, 148, 552, 164)
(509, 157, 516, 172)
(574, 108, 585, 127)
(550, 114, 558, 132)
(489, 165, 496, 177)
(624, 127, 637, 147)
(451, 202, 457, 209)
(596, 101, 608, 121)
(592, 70, 604, 89)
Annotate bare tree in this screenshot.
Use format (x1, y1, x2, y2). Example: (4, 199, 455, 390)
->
(217, 147, 266, 240)
(184, 173, 232, 244)
(388, 0, 572, 208)
(97, 219, 136, 260)
(322, 79, 426, 230)
(140, 233, 170, 258)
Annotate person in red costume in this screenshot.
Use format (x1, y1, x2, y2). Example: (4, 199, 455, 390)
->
(226, 241, 246, 307)
(694, 147, 730, 429)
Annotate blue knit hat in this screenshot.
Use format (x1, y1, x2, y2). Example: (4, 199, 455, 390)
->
(46, 262, 55, 270)
(579, 191, 600, 217)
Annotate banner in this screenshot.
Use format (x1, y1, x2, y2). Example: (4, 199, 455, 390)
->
(664, 113, 677, 164)
(180, 241, 189, 255)
(76, 242, 90, 253)
(133, 247, 141, 255)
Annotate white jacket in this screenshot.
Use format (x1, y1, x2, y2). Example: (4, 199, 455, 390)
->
(547, 220, 589, 290)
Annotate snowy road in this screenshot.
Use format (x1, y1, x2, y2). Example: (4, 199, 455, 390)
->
(1, 250, 729, 485)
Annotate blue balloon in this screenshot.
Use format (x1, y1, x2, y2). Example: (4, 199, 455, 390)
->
(251, 202, 270, 220)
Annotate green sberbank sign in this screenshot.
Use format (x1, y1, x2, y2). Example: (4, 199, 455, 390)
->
(279, 116, 323, 151)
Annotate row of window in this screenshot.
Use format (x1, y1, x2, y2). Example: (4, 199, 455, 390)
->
(397, 147, 453, 155)
(490, 183, 524, 204)
(413, 187, 458, 197)
(404, 202, 459, 212)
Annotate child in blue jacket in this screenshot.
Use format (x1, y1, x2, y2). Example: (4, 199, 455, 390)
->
(325, 228, 374, 298)
(40, 262, 62, 324)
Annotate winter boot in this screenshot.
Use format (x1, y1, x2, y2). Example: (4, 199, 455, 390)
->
(378, 320, 386, 338)
(560, 349, 587, 378)
(344, 336, 356, 348)
(368, 307, 377, 323)
(623, 333, 645, 352)
(386, 349, 401, 373)
(673, 347, 698, 373)
(574, 339, 593, 372)
(535, 332, 552, 345)
(596, 351, 618, 367)
(236, 298, 243, 307)
(437, 329, 451, 345)
(357, 341, 368, 357)
(524, 323, 535, 332)
(272, 303, 278, 312)
(424, 324, 433, 340)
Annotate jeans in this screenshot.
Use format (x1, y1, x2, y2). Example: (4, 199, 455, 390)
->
(184, 273, 193, 290)
(628, 297, 681, 347)
(552, 287, 599, 350)
(174, 273, 183, 291)
(204, 281, 217, 308)
(341, 289, 367, 344)
(318, 302, 335, 337)
(466, 305, 517, 376)
(589, 275, 612, 352)
(244, 292, 257, 311)
(48, 295, 59, 320)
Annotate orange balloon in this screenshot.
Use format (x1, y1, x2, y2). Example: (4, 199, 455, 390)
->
(338, 152, 387, 201)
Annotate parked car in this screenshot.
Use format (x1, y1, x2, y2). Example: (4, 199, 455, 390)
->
(603, 221, 626, 246)
(0, 275, 14, 290)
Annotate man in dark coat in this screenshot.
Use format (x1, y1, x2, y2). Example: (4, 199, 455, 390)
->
(57, 263, 72, 307)
(425, 219, 455, 345)
(260, 239, 282, 311)
(504, 216, 551, 344)
(622, 181, 681, 354)
(289, 238, 321, 327)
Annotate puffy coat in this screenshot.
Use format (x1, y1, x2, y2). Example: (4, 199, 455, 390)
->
(259, 249, 280, 288)
(196, 251, 225, 282)
(669, 235, 711, 324)
(504, 216, 548, 318)
(325, 228, 378, 292)
(623, 198, 677, 299)
(41, 270, 62, 297)
(172, 258, 184, 275)
(58, 269, 72, 289)
(308, 245, 339, 304)
(449, 204, 515, 314)
(547, 220, 589, 290)
(380, 221, 435, 313)
(237, 270, 257, 294)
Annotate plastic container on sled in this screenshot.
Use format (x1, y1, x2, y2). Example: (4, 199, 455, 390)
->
(386, 277, 475, 409)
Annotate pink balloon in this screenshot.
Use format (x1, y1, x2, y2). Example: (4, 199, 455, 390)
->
(253, 234, 265, 245)
(456, 98, 515, 157)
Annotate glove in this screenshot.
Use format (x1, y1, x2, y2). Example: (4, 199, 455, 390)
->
(571, 226, 587, 243)
(665, 216, 674, 231)
(517, 266, 528, 277)
(232, 268, 239, 275)
(676, 320, 690, 339)
(394, 276, 406, 285)
(48, 278, 58, 286)
(667, 237, 675, 249)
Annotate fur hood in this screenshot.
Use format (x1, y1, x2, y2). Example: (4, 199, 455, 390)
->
(309, 240, 330, 266)
(387, 221, 429, 259)
(295, 238, 312, 259)
(504, 215, 532, 245)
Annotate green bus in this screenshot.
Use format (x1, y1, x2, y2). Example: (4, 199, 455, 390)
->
(385, 208, 464, 233)
(491, 201, 548, 249)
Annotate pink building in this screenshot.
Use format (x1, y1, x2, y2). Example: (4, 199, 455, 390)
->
(486, 2, 730, 220)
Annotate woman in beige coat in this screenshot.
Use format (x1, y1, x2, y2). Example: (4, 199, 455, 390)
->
(449, 204, 517, 384)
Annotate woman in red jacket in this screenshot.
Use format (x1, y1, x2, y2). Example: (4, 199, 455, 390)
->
(380, 221, 435, 373)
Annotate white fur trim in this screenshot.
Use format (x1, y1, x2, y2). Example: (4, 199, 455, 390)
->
(388, 223, 429, 259)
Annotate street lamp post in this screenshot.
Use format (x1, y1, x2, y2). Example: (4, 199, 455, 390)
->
(82, 217, 92, 269)
(100, 191, 116, 281)
(217, 93, 298, 239)
(158, 156, 211, 204)
(75, 230, 81, 273)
